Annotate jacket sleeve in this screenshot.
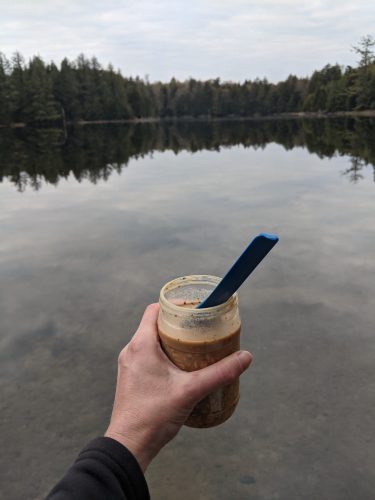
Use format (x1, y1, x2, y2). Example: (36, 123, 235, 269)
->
(45, 437, 150, 500)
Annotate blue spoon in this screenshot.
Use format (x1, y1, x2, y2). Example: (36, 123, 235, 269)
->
(196, 233, 279, 309)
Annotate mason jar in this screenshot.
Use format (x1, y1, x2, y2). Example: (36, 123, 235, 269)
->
(158, 275, 241, 428)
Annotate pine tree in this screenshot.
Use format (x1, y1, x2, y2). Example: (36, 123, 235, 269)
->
(0, 53, 15, 124)
(23, 56, 60, 123)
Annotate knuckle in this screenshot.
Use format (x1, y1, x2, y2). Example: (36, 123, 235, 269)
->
(211, 360, 239, 388)
(117, 339, 145, 365)
(127, 338, 142, 355)
(117, 346, 128, 366)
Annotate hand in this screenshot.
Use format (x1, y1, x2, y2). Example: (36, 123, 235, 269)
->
(105, 303, 252, 471)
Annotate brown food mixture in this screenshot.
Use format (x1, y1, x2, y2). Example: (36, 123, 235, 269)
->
(159, 326, 240, 427)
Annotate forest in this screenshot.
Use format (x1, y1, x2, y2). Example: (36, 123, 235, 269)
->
(0, 36, 374, 126)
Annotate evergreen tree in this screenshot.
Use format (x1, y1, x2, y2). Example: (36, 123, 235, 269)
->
(54, 58, 80, 121)
(23, 56, 60, 123)
(9, 52, 27, 122)
(0, 36, 374, 126)
(0, 53, 15, 124)
(352, 35, 375, 109)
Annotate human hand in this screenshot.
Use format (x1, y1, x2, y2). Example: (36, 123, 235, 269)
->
(105, 303, 252, 471)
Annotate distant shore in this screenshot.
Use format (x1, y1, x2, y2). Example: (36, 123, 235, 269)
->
(1, 110, 374, 129)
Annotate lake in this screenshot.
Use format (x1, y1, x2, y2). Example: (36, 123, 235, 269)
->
(1, 118, 374, 500)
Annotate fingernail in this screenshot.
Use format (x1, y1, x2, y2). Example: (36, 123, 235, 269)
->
(238, 351, 253, 371)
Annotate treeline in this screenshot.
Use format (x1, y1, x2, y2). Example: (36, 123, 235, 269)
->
(0, 36, 374, 125)
(1, 118, 374, 190)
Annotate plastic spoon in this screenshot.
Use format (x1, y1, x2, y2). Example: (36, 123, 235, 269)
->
(196, 233, 279, 309)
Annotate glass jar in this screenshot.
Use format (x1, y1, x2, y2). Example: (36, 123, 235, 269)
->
(158, 275, 241, 427)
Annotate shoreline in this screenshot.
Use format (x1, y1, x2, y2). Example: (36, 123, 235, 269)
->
(1, 110, 374, 129)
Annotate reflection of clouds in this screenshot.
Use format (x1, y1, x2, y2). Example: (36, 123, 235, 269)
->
(1, 143, 374, 351)
(1, 139, 375, 498)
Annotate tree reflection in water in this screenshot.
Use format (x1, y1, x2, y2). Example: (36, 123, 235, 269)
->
(0, 118, 374, 191)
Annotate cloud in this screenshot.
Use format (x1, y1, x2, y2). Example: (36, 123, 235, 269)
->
(0, 0, 373, 81)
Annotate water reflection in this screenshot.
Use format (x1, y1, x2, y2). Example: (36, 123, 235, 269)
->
(0, 118, 374, 191)
(1, 116, 375, 500)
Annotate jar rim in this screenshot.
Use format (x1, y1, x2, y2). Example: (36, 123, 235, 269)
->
(159, 275, 238, 315)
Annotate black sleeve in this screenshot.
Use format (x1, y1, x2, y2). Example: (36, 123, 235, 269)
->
(45, 437, 150, 500)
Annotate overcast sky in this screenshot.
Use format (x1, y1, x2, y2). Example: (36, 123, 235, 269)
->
(1, 0, 374, 82)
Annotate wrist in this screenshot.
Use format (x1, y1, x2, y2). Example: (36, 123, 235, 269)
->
(105, 425, 153, 472)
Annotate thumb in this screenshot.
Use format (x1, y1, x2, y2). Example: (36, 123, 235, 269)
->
(186, 350, 253, 403)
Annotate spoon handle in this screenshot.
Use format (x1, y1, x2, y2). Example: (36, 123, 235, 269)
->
(197, 233, 279, 309)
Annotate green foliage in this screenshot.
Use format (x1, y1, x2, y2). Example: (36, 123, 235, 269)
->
(0, 36, 374, 125)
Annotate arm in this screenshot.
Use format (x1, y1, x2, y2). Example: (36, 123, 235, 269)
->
(46, 437, 149, 500)
(46, 303, 252, 498)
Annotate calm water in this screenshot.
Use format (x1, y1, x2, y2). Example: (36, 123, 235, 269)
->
(1, 119, 375, 500)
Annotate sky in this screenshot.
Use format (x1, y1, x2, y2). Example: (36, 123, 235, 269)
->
(0, 0, 374, 83)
